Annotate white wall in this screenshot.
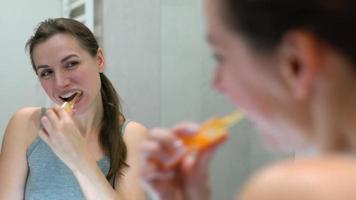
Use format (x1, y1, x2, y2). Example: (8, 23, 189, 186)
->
(103, 0, 161, 127)
(0, 0, 62, 147)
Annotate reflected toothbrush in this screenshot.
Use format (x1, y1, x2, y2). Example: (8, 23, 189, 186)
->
(180, 111, 244, 151)
(61, 92, 81, 114)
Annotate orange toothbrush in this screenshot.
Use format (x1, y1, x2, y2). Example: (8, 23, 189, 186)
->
(61, 92, 81, 114)
(180, 111, 244, 152)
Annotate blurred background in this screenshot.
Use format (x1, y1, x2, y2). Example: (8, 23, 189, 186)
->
(0, 0, 288, 199)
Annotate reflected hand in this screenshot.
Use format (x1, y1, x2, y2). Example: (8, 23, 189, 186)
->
(141, 122, 226, 200)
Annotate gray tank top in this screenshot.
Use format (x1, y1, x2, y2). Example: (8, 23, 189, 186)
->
(24, 108, 129, 200)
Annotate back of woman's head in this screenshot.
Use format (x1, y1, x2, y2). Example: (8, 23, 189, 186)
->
(221, 0, 356, 64)
(26, 18, 98, 71)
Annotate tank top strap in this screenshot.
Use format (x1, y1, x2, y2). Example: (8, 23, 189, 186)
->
(27, 107, 47, 158)
(39, 107, 47, 128)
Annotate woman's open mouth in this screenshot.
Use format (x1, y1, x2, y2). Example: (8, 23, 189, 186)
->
(59, 91, 83, 103)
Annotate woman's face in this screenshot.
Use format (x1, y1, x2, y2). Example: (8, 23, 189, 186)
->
(205, 0, 307, 150)
(32, 33, 104, 115)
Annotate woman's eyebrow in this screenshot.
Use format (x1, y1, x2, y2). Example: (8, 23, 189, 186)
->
(35, 54, 79, 72)
(61, 54, 79, 63)
(36, 65, 50, 71)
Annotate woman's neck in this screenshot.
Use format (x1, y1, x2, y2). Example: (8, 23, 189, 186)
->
(72, 95, 103, 138)
(317, 97, 356, 153)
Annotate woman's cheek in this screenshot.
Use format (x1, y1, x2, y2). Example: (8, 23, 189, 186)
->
(40, 81, 51, 96)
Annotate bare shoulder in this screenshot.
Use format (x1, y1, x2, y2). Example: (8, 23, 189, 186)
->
(0, 107, 43, 198)
(114, 121, 147, 199)
(2, 107, 42, 151)
(123, 121, 148, 143)
(238, 156, 356, 200)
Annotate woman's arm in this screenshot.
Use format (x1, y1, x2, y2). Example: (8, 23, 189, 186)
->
(0, 108, 39, 199)
(71, 121, 148, 200)
(38, 107, 113, 199)
(39, 106, 148, 200)
(140, 123, 224, 200)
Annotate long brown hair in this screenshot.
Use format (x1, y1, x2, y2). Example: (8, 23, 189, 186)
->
(26, 18, 128, 182)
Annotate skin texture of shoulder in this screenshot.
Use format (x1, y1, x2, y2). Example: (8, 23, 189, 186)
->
(14, 107, 43, 146)
(0, 107, 42, 199)
(238, 156, 356, 200)
(115, 121, 148, 199)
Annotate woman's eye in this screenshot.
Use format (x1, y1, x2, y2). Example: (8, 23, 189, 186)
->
(39, 70, 53, 79)
(213, 53, 224, 63)
(66, 61, 79, 69)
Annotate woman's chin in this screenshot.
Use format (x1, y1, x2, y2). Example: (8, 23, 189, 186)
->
(261, 136, 298, 153)
(256, 125, 306, 154)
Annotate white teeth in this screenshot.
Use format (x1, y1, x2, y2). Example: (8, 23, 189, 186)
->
(60, 91, 80, 98)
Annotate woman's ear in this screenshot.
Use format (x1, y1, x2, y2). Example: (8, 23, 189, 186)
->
(97, 48, 105, 72)
(278, 31, 322, 100)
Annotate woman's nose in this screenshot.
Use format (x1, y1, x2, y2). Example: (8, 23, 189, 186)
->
(55, 72, 70, 88)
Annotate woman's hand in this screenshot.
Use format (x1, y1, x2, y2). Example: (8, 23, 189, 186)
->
(141, 123, 226, 200)
(39, 105, 95, 172)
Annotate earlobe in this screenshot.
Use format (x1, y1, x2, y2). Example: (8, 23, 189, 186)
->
(279, 31, 321, 100)
(97, 48, 105, 72)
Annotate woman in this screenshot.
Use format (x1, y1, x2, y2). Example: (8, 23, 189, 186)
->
(141, 0, 356, 199)
(0, 18, 147, 199)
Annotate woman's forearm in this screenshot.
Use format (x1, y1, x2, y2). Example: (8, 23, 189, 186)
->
(73, 161, 119, 200)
